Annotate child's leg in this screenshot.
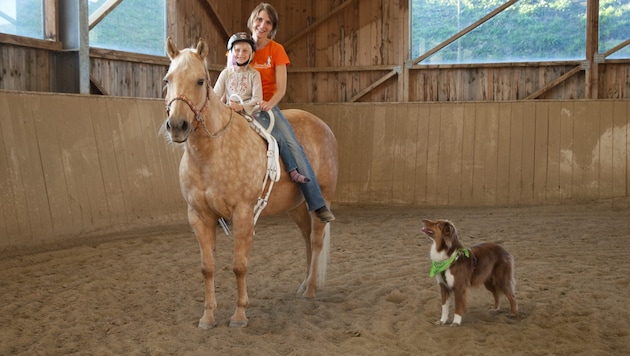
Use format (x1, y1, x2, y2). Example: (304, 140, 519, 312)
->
(255, 111, 309, 183)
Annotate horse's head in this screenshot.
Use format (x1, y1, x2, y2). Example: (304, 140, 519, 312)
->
(163, 37, 211, 143)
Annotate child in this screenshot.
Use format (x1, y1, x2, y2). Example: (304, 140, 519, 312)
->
(213, 32, 310, 184)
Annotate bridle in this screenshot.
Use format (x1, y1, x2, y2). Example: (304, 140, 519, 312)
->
(165, 73, 233, 138)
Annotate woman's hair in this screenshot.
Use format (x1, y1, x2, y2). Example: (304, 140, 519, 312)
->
(247, 2, 279, 39)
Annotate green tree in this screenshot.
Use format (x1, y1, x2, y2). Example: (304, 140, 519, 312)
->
(89, 0, 165, 56)
(411, 0, 629, 63)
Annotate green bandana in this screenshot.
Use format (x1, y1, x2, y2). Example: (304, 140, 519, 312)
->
(430, 248, 470, 277)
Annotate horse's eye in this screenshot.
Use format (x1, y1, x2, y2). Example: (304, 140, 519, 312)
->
(163, 78, 169, 85)
(197, 79, 205, 86)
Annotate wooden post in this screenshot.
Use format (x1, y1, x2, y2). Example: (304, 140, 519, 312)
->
(585, 0, 599, 99)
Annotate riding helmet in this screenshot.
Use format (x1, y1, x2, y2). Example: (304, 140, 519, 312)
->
(227, 32, 256, 52)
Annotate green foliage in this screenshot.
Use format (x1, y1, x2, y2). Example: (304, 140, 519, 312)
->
(0, 0, 43, 38)
(411, 0, 630, 63)
(89, 0, 165, 56)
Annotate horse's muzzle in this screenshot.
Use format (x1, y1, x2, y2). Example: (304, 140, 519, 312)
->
(165, 117, 191, 143)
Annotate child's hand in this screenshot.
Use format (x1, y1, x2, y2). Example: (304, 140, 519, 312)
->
(228, 101, 243, 112)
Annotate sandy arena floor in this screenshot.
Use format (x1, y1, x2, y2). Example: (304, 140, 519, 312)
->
(1, 198, 629, 355)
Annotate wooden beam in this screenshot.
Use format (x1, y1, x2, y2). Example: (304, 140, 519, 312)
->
(412, 0, 519, 65)
(585, 0, 599, 99)
(90, 75, 108, 95)
(603, 38, 630, 58)
(410, 60, 582, 70)
(44, 0, 57, 40)
(348, 68, 399, 102)
(0, 33, 63, 50)
(203, 0, 230, 41)
(524, 65, 582, 100)
(283, 0, 356, 48)
(88, 0, 123, 30)
(288, 64, 396, 73)
(89, 47, 170, 66)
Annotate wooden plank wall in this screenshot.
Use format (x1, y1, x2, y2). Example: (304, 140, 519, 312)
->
(1, 91, 628, 251)
(1, 0, 629, 101)
(284, 100, 630, 206)
(0, 44, 51, 92)
(90, 57, 167, 97)
(0, 91, 186, 252)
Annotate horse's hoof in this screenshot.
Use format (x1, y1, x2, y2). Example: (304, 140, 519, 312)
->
(229, 319, 248, 328)
(198, 321, 217, 330)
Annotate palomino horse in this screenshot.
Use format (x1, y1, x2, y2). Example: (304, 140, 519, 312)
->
(163, 37, 338, 329)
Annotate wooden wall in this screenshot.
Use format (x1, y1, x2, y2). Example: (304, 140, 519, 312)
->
(284, 99, 629, 205)
(89, 53, 168, 97)
(0, 44, 52, 92)
(0, 91, 186, 252)
(1, 90, 628, 252)
(1, 1, 629, 101)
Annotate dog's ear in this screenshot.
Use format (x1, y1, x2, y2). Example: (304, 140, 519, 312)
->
(442, 221, 458, 248)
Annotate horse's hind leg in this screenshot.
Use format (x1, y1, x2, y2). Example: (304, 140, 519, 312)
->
(289, 204, 329, 298)
(288, 205, 312, 296)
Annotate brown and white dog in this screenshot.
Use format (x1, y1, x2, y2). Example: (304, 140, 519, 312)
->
(421, 219, 518, 326)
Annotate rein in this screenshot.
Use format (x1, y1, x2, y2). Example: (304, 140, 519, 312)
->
(165, 77, 233, 138)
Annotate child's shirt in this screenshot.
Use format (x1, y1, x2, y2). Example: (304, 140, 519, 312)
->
(213, 66, 263, 115)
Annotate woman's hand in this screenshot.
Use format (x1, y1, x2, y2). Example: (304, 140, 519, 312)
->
(257, 100, 272, 112)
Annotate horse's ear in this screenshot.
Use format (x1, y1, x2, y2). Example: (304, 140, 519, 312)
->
(196, 38, 209, 58)
(166, 36, 179, 60)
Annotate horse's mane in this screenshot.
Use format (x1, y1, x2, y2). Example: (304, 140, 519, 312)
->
(169, 47, 208, 73)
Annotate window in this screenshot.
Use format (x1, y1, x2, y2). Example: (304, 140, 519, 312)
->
(88, 0, 166, 56)
(0, 0, 43, 39)
(600, 0, 630, 59)
(411, 0, 629, 64)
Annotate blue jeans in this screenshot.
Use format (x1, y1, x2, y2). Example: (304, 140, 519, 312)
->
(254, 107, 327, 211)
(254, 111, 297, 172)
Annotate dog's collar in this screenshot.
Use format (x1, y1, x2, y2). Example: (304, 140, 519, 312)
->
(430, 248, 470, 277)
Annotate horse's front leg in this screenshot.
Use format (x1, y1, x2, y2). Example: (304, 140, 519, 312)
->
(189, 207, 218, 330)
(229, 209, 255, 328)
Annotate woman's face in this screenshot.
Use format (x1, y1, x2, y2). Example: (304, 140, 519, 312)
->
(252, 10, 273, 39)
(232, 42, 252, 64)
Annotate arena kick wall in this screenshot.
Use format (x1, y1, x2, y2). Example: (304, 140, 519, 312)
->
(1, 91, 628, 252)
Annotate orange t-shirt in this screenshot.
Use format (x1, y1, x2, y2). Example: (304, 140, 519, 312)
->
(250, 40, 290, 101)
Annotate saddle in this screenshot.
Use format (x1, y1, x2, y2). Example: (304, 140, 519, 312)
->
(218, 94, 281, 234)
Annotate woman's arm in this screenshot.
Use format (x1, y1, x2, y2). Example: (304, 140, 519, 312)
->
(259, 64, 287, 111)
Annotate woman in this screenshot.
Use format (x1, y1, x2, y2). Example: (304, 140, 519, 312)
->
(248, 2, 335, 222)
(213, 32, 309, 184)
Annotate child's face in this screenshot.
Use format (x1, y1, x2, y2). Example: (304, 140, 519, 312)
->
(232, 42, 253, 65)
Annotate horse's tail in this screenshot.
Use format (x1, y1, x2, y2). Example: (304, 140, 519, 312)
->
(317, 223, 331, 288)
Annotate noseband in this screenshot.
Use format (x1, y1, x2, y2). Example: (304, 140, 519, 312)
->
(165, 76, 233, 137)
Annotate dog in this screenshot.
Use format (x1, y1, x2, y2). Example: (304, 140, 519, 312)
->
(421, 218, 518, 326)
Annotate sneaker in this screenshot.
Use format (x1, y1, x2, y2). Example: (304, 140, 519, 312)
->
(315, 207, 335, 222)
